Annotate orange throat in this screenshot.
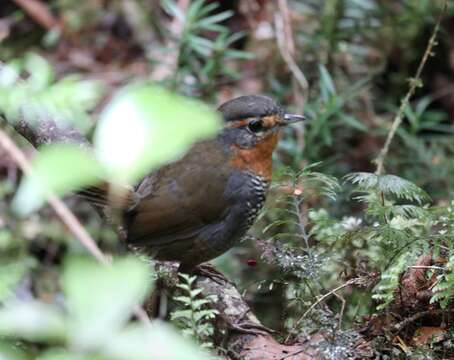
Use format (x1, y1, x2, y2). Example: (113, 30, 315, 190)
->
(230, 132, 279, 180)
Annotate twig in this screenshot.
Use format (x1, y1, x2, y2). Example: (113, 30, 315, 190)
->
(0, 129, 106, 263)
(0, 128, 151, 325)
(409, 265, 445, 270)
(285, 278, 359, 343)
(392, 309, 454, 332)
(274, 0, 308, 113)
(374, 2, 447, 175)
(333, 291, 346, 330)
(11, 0, 61, 31)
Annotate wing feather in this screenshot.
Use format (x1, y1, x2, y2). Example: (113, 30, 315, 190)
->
(125, 140, 232, 248)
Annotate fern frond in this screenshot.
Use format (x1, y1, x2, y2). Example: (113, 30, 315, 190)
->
(392, 205, 428, 219)
(299, 171, 340, 201)
(345, 172, 430, 204)
(170, 273, 218, 348)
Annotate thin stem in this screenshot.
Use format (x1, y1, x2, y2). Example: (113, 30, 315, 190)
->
(0, 128, 151, 325)
(274, 2, 308, 113)
(374, 2, 447, 175)
(294, 196, 311, 251)
(409, 265, 445, 270)
(285, 278, 359, 343)
(380, 191, 388, 224)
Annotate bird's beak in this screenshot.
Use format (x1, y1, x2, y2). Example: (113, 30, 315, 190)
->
(282, 113, 306, 125)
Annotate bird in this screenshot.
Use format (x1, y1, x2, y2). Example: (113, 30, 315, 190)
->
(81, 95, 305, 274)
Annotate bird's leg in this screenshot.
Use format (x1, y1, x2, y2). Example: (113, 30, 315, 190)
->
(192, 263, 235, 286)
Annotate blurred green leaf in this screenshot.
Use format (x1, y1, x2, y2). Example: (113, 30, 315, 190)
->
(94, 84, 221, 183)
(13, 144, 102, 215)
(0, 259, 34, 302)
(0, 54, 102, 133)
(0, 340, 28, 360)
(24, 53, 54, 90)
(0, 301, 66, 342)
(319, 65, 336, 98)
(37, 349, 96, 360)
(345, 172, 430, 204)
(62, 257, 152, 350)
(0, 62, 20, 87)
(102, 322, 214, 360)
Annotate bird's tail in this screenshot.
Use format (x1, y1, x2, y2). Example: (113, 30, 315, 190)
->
(77, 182, 136, 210)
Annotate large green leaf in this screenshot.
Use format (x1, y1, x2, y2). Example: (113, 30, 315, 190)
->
(0, 301, 66, 342)
(0, 258, 34, 302)
(94, 85, 222, 183)
(0, 339, 29, 360)
(12, 144, 102, 215)
(62, 257, 152, 351)
(37, 349, 97, 360)
(102, 322, 214, 360)
(0, 54, 102, 132)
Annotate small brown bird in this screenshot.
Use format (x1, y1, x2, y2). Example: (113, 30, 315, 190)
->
(82, 95, 304, 273)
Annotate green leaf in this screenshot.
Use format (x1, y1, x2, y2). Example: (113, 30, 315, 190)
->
(170, 310, 193, 320)
(0, 339, 28, 360)
(338, 113, 367, 131)
(12, 144, 102, 215)
(0, 62, 20, 87)
(345, 172, 430, 204)
(197, 11, 233, 29)
(37, 349, 92, 360)
(161, 0, 185, 22)
(319, 65, 336, 98)
(174, 296, 191, 304)
(189, 288, 203, 298)
(0, 54, 102, 132)
(24, 53, 54, 90)
(0, 259, 34, 302)
(94, 85, 222, 183)
(62, 256, 152, 350)
(0, 301, 66, 342)
(102, 322, 214, 360)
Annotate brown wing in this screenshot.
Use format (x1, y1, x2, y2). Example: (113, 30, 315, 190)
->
(125, 140, 233, 247)
(77, 182, 136, 209)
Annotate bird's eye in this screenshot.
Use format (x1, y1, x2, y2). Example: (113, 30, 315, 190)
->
(247, 120, 264, 133)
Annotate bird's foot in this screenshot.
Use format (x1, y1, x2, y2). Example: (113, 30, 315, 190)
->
(229, 321, 276, 336)
(193, 263, 234, 286)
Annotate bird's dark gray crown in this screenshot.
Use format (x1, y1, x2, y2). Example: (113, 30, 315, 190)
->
(218, 95, 284, 122)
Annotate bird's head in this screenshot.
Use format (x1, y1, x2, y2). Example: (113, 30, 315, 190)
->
(217, 95, 305, 149)
(217, 95, 305, 179)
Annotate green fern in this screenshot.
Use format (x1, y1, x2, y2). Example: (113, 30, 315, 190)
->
(342, 172, 435, 309)
(298, 164, 340, 201)
(345, 172, 430, 204)
(171, 273, 218, 349)
(160, 0, 252, 95)
(430, 202, 454, 308)
(373, 254, 415, 310)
